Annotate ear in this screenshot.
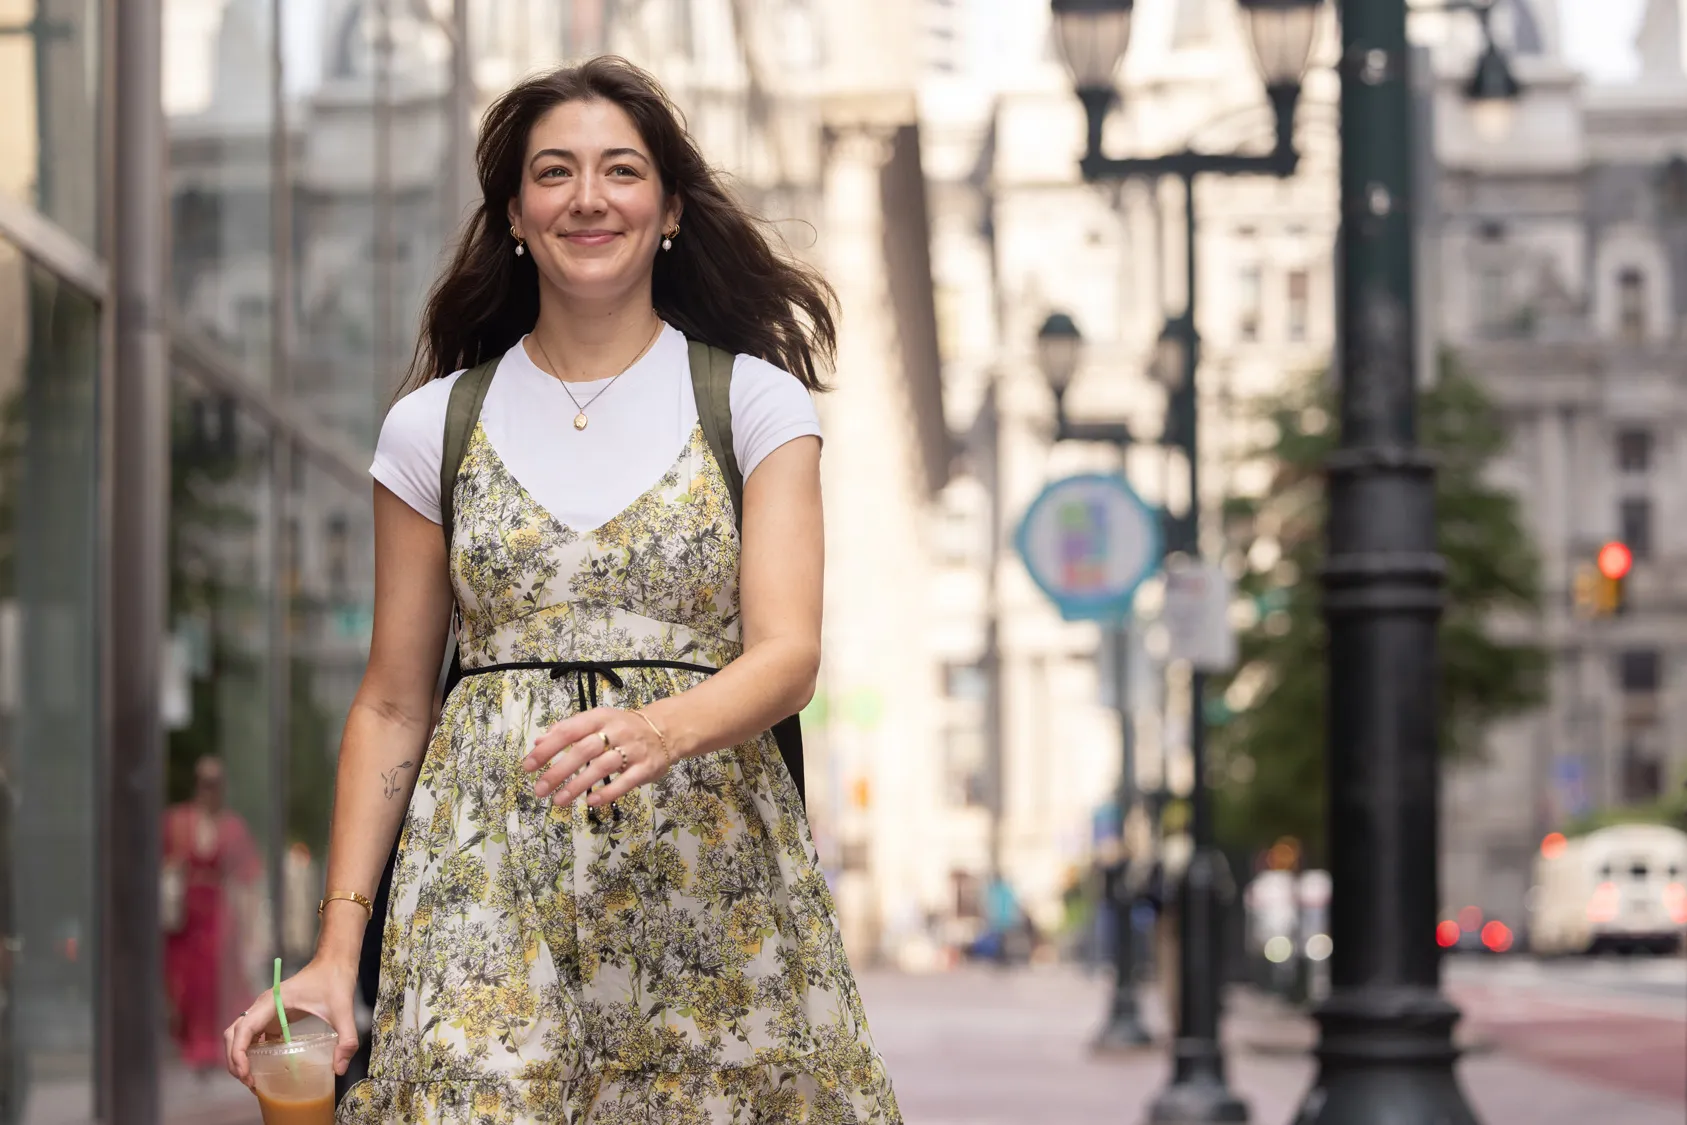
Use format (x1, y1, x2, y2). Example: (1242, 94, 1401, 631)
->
(664, 193, 684, 232)
(507, 198, 523, 240)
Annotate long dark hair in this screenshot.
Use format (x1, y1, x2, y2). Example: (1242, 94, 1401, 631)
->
(403, 57, 837, 394)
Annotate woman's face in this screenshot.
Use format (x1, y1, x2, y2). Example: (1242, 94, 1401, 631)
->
(508, 98, 680, 303)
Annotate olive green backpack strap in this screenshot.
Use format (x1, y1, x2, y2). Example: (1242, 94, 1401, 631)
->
(434, 357, 499, 703)
(688, 340, 743, 530)
(687, 339, 807, 805)
(439, 357, 501, 551)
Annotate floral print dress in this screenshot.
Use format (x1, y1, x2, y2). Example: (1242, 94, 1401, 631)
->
(337, 420, 900, 1124)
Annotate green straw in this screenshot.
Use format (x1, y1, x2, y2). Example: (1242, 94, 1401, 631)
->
(272, 958, 292, 1044)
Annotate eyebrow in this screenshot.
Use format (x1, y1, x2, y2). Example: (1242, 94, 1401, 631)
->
(529, 147, 650, 168)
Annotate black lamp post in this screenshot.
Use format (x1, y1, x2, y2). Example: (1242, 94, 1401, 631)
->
(1049, 1, 1322, 1121)
(1036, 312, 1152, 1051)
(1294, 2, 1519, 1123)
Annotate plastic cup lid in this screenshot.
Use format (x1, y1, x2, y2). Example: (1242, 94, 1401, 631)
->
(247, 1030, 336, 1058)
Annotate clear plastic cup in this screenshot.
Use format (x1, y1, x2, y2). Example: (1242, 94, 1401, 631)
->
(247, 1030, 337, 1125)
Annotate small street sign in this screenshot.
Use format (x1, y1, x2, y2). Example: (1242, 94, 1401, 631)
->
(1162, 557, 1237, 672)
(1014, 473, 1161, 622)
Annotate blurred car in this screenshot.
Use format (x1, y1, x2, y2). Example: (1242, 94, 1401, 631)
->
(1529, 824, 1687, 956)
(1436, 905, 1516, 955)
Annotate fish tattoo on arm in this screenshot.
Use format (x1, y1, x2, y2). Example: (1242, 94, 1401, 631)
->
(382, 760, 415, 800)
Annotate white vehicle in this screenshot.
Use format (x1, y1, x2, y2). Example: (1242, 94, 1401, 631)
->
(1528, 824, 1687, 956)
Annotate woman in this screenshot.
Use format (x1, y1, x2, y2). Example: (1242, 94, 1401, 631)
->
(167, 756, 260, 1074)
(224, 57, 900, 1123)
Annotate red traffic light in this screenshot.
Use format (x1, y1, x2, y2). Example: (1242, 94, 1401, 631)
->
(1597, 541, 1633, 581)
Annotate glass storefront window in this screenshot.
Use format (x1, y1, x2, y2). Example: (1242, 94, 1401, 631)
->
(161, 373, 275, 1117)
(0, 1, 102, 247)
(166, 0, 277, 386)
(286, 1, 454, 448)
(0, 239, 100, 1125)
(283, 452, 371, 968)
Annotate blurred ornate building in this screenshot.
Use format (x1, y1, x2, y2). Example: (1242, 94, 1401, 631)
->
(1420, 0, 1687, 928)
(913, 0, 1343, 944)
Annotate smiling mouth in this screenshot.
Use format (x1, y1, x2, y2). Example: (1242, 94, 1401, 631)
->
(564, 230, 620, 241)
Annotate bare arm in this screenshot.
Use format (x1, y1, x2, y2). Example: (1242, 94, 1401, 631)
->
(524, 435, 823, 803)
(314, 482, 455, 965)
(227, 482, 452, 1083)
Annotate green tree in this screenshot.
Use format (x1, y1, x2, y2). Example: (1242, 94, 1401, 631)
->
(1212, 354, 1548, 866)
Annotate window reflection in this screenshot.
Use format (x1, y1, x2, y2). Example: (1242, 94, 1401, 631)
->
(0, 239, 100, 1125)
(285, 456, 371, 968)
(163, 375, 273, 1111)
(0, 0, 101, 246)
(166, 0, 276, 386)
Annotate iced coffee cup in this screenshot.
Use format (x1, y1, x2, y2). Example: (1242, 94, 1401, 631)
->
(247, 1030, 337, 1125)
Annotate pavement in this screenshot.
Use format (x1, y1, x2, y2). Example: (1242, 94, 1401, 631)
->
(104, 954, 1686, 1124)
(857, 958, 1687, 1125)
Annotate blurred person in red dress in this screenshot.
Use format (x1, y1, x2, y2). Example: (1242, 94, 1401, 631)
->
(163, 756, 260, 1074)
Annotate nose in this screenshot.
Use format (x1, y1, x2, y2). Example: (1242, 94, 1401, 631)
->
(571, 169, 608, 216)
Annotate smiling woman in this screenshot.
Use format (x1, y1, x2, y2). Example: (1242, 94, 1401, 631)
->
(222, 56, 901, 1125)
(400, 57, 837, 397)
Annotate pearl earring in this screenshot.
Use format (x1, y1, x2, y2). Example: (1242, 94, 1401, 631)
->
(662, 225, 678, 251)
(511, 226, 525, 256)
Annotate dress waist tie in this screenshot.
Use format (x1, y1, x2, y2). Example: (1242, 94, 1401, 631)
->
(455, 658, 720, 713)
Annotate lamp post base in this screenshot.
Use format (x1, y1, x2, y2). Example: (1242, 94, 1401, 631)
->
(1093, 986, 1154, 1053)
(1292, 990, 1480, 1125)
(1146, 1046, 1250, 1125)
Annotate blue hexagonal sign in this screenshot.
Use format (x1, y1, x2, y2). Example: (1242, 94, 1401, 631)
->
(1014, 473, 1161, 622)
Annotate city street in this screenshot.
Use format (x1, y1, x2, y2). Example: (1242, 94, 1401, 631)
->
(859, 956, 1687, 1125)
(108, 953, 1687, 1125)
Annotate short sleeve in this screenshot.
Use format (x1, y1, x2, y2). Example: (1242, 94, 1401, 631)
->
(729, 355, 822, 481)
(369, 373, 460, 524)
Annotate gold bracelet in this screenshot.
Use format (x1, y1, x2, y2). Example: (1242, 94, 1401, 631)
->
(631, 710, 672, 770)
(318, 891, 374, 921)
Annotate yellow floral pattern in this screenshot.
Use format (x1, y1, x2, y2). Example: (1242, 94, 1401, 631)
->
(337, 422, 899, 1124)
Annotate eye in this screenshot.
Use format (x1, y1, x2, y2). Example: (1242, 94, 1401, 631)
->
(538, 165, 569, 181)
(610, 165, 640, 178)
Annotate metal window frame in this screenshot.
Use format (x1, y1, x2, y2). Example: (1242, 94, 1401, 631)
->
(167, 319, 368, 491)
(0, 193, 109, 299)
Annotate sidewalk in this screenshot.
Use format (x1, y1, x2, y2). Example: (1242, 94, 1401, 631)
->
(856, 964, 1685, 1125)
(92, 964, 1680, 1125)
(161, 1063, 258, 1125)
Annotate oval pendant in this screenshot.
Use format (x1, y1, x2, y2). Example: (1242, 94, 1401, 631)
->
(573, 413, 588, 431)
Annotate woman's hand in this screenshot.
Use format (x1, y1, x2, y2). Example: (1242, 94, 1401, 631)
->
(524, 707, 672, 807)
(224, 958, 359, 1088)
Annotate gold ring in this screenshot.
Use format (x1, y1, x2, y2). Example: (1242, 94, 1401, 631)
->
(598, 731, 612, 752)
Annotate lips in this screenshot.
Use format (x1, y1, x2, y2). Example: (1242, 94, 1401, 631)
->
(563, 230, 620, 246)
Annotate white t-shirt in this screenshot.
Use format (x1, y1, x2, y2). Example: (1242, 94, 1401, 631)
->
(370, 323, 822, 533)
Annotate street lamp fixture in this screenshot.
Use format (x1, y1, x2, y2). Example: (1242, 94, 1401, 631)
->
(1036, 311, 1085, 403)
(1466, 36, 1522, 141)
(1236, 0, 1322, 87)
(1050, 0, 1134, 94)
(1416, 0, 1523, 140)
(1038, 312, 1136, 446)
(1236, 0, 1323, 147)
(1051, 0, 1137, 170)
(1152, 319, 1190, 394)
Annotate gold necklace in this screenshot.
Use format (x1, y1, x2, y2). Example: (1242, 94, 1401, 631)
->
(532, 317, 663, 431)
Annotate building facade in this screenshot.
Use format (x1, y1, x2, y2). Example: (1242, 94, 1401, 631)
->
(909, 0, 1343, 940)
(1424, 0, 1687, 929)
